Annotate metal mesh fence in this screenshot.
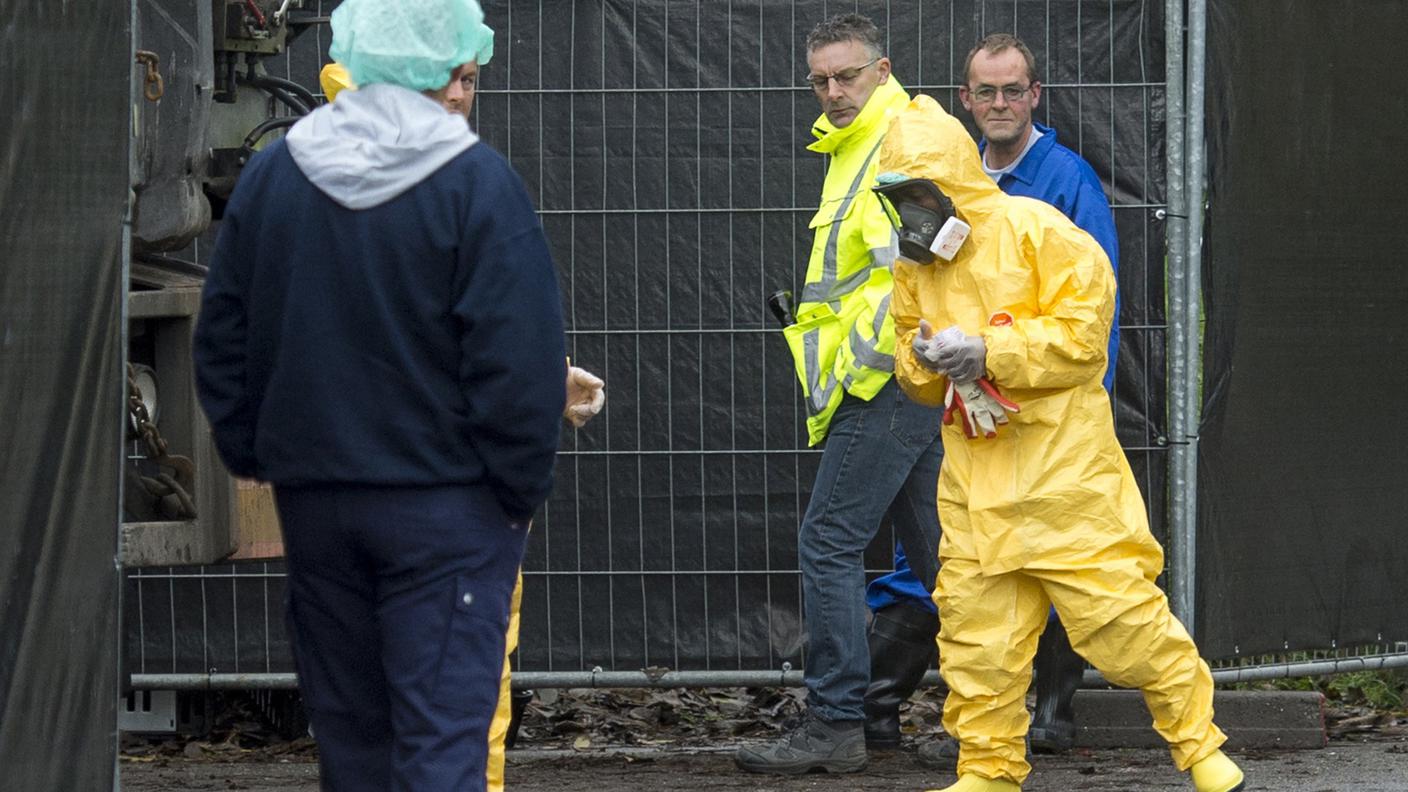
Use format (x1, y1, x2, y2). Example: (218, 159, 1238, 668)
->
(127, 0, 1176, 680)
(128, 563, 293, 674)
(482, 0, 1170, 676)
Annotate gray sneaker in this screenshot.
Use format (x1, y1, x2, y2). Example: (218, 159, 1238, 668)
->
(735, 713, 868, 775)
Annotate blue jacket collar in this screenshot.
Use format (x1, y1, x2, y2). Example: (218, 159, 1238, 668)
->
(977, 122, 1057, 186)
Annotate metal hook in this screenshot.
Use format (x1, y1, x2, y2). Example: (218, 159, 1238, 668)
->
(135, 50, 165, 102)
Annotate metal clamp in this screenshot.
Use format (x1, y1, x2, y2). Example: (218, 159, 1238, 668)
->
(272, 0, 296, 26)
(135, 50, 165, 102)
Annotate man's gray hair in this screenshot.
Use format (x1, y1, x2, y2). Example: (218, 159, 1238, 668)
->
(806, 13, 883, 58)
(963, 33, 1039, 84)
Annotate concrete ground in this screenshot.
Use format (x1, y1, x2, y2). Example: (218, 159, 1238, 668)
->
(121, 736, 1408, 791)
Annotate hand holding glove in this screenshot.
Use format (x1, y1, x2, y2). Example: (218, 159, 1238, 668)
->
(943, 377, 1021, 439)
(933, 330, 987, 384)
(911, 320, 953, 371)
(564, 365, 606, 428)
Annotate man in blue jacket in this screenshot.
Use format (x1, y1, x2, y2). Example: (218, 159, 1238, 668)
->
(192, 2, 565, 790)
(862, 33, 1120, 761)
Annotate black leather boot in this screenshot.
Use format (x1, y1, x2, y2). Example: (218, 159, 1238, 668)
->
(862, 602, 939, 749)
(1029, 619, 1085, 753)
(505, 688, 532, 749)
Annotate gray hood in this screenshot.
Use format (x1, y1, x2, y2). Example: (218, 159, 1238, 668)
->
(285, 83, 477, 210)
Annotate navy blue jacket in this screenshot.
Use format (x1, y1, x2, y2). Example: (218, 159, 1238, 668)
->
(194, 140, 566, 520)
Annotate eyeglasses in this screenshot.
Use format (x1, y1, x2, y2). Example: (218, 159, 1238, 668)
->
(805, 58, 879, 91)
(966, 83, 1034, 104)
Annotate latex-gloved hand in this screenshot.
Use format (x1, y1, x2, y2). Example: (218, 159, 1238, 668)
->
(934, 329, 987, 384)
(943, 378, 1020, 439)
(911, 319, 951, 371)
(564, 366, 605, 428)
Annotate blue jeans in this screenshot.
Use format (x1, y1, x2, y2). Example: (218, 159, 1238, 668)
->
(799, 378, 944, 722)
(275, 483, 527, 792)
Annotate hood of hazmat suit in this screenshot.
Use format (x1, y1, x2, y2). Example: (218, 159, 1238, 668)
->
(881, 95, 1148, 576)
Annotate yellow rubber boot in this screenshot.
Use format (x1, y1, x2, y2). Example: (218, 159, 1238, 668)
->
(1190, 750, 1245, 792)
(925, 774, 1022, 792)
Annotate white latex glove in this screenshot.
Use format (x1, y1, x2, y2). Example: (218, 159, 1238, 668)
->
(564, 366, 605, 428)
(943, 377, 1021, 439)
(911, 320, 947, 371)
(933, 329, 987, 384)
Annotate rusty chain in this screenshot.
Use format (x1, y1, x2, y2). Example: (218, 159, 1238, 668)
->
(126, 363, 197, 520)
(135, 50, 164, 102)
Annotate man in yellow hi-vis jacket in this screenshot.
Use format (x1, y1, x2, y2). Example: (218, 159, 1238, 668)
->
(735, 13, 944, 776)
(878, 94, 1245, 792)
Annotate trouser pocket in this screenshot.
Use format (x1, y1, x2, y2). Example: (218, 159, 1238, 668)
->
(431, 573, 513, 716)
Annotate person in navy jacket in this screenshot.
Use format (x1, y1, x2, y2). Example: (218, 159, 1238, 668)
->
(193, 2, 564, 789)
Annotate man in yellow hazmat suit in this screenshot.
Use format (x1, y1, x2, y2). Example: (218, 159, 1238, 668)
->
(876, 94, 1245, 792)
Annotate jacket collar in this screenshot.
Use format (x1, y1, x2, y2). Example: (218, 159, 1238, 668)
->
(978, 121, 1057, 186)
(807, 78, 909, 155)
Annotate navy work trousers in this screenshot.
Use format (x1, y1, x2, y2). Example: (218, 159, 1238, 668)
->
(274, 483, 528, 792)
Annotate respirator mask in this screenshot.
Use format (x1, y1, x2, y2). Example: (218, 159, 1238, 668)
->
(872, 175, 969, 264)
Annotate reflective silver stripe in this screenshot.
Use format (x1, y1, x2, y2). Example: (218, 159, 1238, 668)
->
(801, 261, 875, 304)
(804, 328, 821, 392)
(847, 295, 896, 373)
(810, 379, 838, 414)
(848, 323, 895, 371)
(803, 327, 838, 415)
(819, 140, 886, 285)
(872, 293, 892, 335)
(872, 240, 898, 271)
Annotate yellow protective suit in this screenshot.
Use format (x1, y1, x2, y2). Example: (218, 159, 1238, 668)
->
(882, 95, 1227, 785)
(319, 62, 355, 102)
(485, 573, 522, 792)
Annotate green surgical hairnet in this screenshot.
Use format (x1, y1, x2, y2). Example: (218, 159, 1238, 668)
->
(329, 0, 494, 93)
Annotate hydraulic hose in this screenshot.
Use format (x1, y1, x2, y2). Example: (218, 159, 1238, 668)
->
(259, 82, 311, 116)
(245, 71, 318, 114)
(242, 116, 300, 151)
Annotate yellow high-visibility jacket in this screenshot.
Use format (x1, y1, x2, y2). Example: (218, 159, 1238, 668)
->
(784, 78, 910, 445)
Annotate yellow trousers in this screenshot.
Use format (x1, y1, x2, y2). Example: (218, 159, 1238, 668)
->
(485, 572, 522, 792)
(934, 546, 1226, 785)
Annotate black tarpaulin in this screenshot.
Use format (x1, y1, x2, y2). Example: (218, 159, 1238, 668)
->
(0, 1, 129, 788)
(1198, 0, 1408, 657)
(127, 0, 1170, 678)
(475, 0, 1168, 672)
